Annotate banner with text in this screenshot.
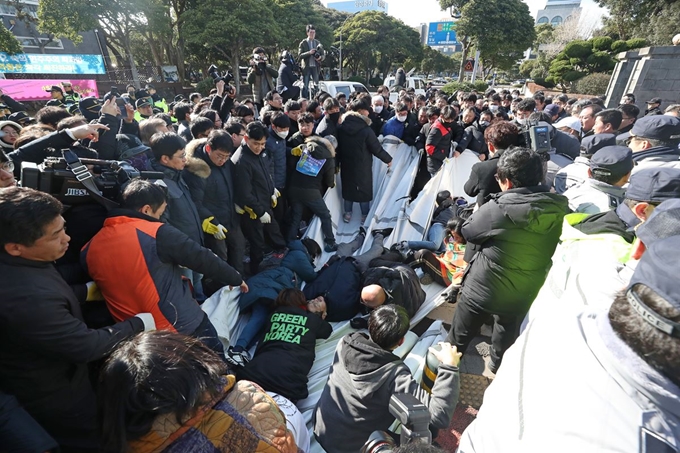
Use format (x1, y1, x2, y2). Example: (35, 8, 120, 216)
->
(0, 79, 99, 101)
(0, 53, 106, 74)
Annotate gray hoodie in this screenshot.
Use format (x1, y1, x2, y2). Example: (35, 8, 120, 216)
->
(313, 332, 459, 453)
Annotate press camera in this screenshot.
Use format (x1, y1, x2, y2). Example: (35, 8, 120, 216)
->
(360, 393, 432, 453)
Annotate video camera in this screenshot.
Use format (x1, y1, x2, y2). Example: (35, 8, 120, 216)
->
(314, 43, 326, 63)
(208, 64, 235, 94)
(21, 150, 164, 209)
(521, 118, 552, 157)
(361, 394, 432, 453)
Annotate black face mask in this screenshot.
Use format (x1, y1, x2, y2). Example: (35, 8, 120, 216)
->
(329, 112, 341, 123)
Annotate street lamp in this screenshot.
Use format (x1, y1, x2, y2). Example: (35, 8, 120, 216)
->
(338, 12, 358, 81)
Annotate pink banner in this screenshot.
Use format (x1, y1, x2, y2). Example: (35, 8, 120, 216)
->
(0, 79, 99, 101)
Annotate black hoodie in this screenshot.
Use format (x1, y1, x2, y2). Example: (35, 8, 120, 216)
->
(314, 331, 459, 453)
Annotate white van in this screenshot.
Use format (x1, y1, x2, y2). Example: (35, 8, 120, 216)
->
(383, 76, 427, 103)
(317, 81, 370, 98)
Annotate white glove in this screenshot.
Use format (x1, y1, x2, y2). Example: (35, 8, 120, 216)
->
(274, 188, 281, 198)
(260, 212, 272, 224)
(213, 224, 228, 240)
(135, 313, 156, 332)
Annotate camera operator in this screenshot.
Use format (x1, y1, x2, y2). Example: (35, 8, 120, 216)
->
(278, 50, 301, 103)
(247, 47, 278, 111)
(298, 24, 320, 99)
(7, 122, 109, 177)
(209, 79, 237, 124)
(314, 304, 460, 453)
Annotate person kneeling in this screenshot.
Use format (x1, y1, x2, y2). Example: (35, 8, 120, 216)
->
(313, 305, 461, 453)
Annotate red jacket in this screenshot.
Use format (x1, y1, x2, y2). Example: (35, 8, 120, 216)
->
(82, 210, 242, 334)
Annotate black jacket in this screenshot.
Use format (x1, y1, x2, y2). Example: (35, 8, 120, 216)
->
(458, 122, 488, 158)
(277, 62, 298, 94)
(238, 306, 332, 401)
(303, 256, 363, 322)
(0, 253, 144, 442)
(152, 161, 204, 246)
(288, 135, 336, 194)
(316, 115, 338, 139)
(426, 119, 463, 174)
(183, 140, 239, 231)
(337, 111, 392, 202)
(460, 186, 569, 315)
(550, 126, 580, 159)
(464, 150, 503, 206)
(209, 94, 236, 123)
(232, 142, 276, 218)
(402, 111, 421, 147)
(362, 264, 426, 318)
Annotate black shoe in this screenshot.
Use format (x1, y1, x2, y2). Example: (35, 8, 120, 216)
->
(324, 241, 338, 253)
(372, 228, 393, 238)
(359, 226, 367, 237)
(350, 315, 369, 329)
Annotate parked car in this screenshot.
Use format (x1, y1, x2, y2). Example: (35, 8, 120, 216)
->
(382, 75, 427, 103)
(316, 80, 370, 98)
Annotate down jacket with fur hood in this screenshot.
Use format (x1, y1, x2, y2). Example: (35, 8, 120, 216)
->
(288, 135, 336, 194)
(336, 111, 392, 203)
(182, 138, 239, 231)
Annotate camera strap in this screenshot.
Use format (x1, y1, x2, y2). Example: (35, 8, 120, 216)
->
(62, 150, 119, 210)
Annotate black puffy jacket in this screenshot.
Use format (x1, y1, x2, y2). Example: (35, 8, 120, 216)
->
(460, 186, 569, 315)
(337, 111, 392, 202)
(232, 142, 276, 219)
(362, 264, 426, 318)
(183, 140, 239, 231)
(303, 256, 363, 322)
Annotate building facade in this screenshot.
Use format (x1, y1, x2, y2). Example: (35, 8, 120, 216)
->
(535, 0, 582, 26)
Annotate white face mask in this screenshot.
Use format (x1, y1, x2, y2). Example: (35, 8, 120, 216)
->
(373, 105, 383, 114)
(479, 120, 490, 127)
(397, 114, 407, 122)
(517, 117, 526, 126)
(276, 129, 289, 139)
(488, 105, 499, 112)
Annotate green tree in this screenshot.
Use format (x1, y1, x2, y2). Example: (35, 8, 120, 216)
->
(546, 38, 617, 92)
(336, 11, 422, 83)
(269, 0, 332, 56)
(452, 0, 535, 81)
(183, 0, 280, 94)
(596, 0, 677, 45)
(0, 23, 22, 54)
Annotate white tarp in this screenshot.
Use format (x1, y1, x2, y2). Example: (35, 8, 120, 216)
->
(202, 144, 481, 453)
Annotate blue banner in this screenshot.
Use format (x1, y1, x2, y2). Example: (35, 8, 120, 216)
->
(427, 22, 457, 46)
(0, 53, 106, 74)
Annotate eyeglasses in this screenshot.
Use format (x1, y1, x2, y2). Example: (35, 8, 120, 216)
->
(625, 136, 641, 146)
(1, 161, 14, 173)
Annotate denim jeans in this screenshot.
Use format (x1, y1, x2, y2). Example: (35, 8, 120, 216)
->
(180, 268, 206, 303)
(302, 66, 319, 98)
(235, 302, 270, 350)
(343, 200, 370, 216)
(407, 223, 446, 252)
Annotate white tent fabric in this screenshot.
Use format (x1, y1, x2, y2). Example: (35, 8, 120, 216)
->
(201, 143, 480, 452)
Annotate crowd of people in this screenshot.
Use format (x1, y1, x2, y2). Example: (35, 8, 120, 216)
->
(0, 21, 679, 453)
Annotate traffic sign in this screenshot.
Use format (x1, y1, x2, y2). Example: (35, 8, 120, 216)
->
(464, 60, 474, 72)
(427, 22, 457, 46)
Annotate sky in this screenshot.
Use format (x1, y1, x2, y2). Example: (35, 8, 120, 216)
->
(321, 0, 607, 29)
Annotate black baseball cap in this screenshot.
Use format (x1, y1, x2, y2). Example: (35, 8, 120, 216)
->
(136, 98, 152, 108)
(580, 133, 617, 157)
(45, 85, 63, 93)
(8, 111, 34, 124)
(627, 236, 680, 337)
(79, 97, 102, 121)
(589, 145, 633, 180)
(647, 97, 662, 104)
(619, 115, 680, 142)
(636, 199, 680, 245)
(626, 167, 680, 203)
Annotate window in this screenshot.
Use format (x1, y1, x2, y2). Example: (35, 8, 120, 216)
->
(537, 16, 549, 24)
(0, 3, 38, 17)
(335, 85, 351, 97)
(352, 84, 368, 93)
(16, 36, 64, 49)
(550, 16, 563, 26)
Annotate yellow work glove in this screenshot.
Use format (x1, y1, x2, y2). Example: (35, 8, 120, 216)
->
(243, 205, 258, 220)
(85, 281, 103, 302)
(271, 188, 281, 208)
(291, 146, 303, 157)
(202, 217, 218, 234)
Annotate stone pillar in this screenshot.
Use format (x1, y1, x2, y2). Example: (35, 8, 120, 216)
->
(623, 46, 680, 113)
(604, 50, 641, 109)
